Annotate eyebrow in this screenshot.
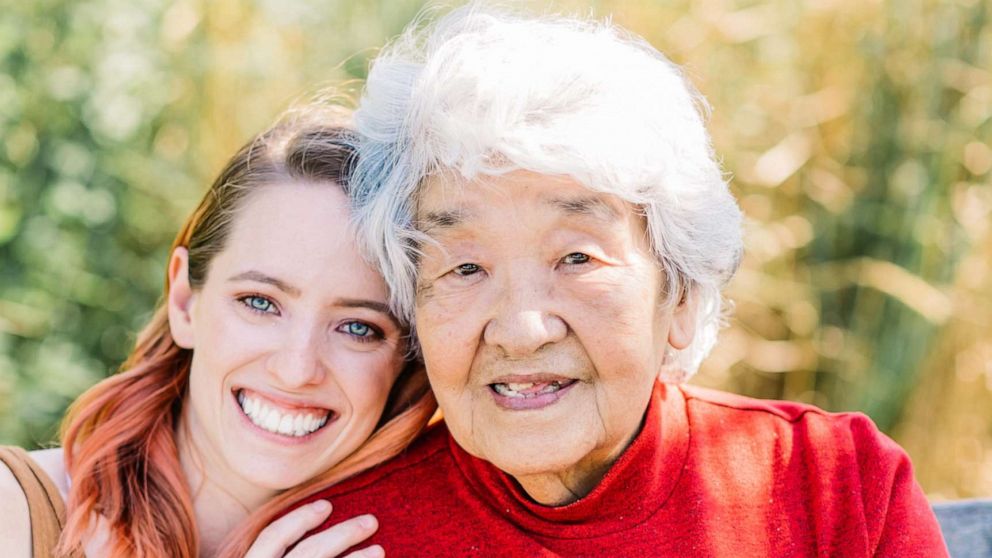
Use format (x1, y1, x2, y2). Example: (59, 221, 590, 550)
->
(416, 193, 621, 234)
(228, 271, 301, 297)
(545, 195, 622, 222)
(418, 209, 470, 231)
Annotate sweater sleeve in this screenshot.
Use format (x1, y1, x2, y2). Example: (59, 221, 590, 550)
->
(845, 414, 949, 557)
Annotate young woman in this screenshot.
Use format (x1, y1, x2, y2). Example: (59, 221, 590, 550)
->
(0, 104, 436, 557)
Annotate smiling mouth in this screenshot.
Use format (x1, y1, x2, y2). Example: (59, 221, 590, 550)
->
(235, 389, 333, 438)
(489, 379, 577, 398)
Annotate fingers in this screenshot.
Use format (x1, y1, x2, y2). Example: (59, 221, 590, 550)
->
(287, 513, 380, 558)
(342, 545, 385, 558)
(245, 500, 334, 558)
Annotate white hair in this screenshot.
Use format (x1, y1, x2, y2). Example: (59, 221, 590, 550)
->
(351, 4, 743, 378)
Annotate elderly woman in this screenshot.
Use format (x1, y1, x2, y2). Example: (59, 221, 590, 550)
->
(292, 6, 948, 556)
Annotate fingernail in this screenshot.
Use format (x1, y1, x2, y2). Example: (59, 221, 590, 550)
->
(311, 500, 331, 513)
(365, 544, 385, 557)
(360, 514, 377, 529)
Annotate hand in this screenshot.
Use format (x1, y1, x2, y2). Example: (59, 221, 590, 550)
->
(245, 500, 383, 558)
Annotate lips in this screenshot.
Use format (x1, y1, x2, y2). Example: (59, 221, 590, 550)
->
(488, 375, 578, 410)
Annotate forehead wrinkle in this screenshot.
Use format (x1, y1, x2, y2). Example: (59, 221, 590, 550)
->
(416, 169, 475, 234)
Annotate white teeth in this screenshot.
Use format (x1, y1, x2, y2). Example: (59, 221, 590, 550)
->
(264, 410, 280, 432)
(507, 382, 535, 391)
(237, 391, 330, 438)
(277, 414, 294, 435)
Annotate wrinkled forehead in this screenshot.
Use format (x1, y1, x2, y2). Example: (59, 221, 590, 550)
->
(414, 169, 633, 231)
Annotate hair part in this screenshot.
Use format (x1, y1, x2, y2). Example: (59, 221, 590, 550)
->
(352, 4, 744, 377)
(59, 102, 436, 558)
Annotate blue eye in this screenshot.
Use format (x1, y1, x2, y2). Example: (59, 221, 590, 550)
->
(341, 321, 381, 342)
(240, 295, 277, 315)
(453, 263, 481, 276)
(562, 253, 590, 265)
(347, 322, 370, 336)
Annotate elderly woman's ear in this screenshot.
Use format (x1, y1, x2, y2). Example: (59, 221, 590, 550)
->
(657, 289, 696, 380)
(667, 286, 697, 351)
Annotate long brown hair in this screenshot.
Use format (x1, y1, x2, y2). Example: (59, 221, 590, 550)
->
(57, 104, 436, 558)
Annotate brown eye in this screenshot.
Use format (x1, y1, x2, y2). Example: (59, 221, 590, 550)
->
(561, 253, 590, 265)
(453, 263, 481, 276)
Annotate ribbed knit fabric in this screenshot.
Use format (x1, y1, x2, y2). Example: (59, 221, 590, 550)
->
(0, 446, 84, 558)
(296, 382, 948, 557)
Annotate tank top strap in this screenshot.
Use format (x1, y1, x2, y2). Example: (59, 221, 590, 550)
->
(0, 445, 76, 557)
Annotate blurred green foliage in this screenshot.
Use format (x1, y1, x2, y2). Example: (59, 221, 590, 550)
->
(0, 0, 192, 446)
(1, 0, 990, 498)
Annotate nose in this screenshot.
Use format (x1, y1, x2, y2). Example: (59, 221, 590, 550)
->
(483, 267, 567, 358)
(265, 324, 327, 388)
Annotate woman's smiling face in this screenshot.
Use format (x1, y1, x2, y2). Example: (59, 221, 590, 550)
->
(168, 181, 406, 492)
(413, 170, 696, 504)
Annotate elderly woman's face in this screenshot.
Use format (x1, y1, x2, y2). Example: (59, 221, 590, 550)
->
(415, 170, 695, 503)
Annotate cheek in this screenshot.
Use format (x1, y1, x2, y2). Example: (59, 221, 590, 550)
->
(416, 280, 489, 327)
(188, 301, 277, 404)
(565, 267, 661, 332)
(192, 297, 253, 352)
(416, 310, 478, 431)
(562, 267, 668, 370)
(564, 264, 661, 316)
(416, 300, 482, 385)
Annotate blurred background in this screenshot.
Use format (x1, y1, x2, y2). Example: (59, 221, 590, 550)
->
(0, 0, 989, 500)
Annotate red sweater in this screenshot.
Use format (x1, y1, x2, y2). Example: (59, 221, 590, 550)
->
(298, 382, 948, 557)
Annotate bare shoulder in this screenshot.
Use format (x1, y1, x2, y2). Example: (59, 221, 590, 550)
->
(29, 447, 69, 499)
(0, 456, 33, 557)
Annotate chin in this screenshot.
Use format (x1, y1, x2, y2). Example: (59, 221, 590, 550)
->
(236, 461, 315, 492)
(483, 440, 589, 479)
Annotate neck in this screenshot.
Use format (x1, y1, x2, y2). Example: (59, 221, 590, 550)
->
(176, 411, 278, 557)
(512, 421, 643, 506)
(512, 462, 614, 506)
